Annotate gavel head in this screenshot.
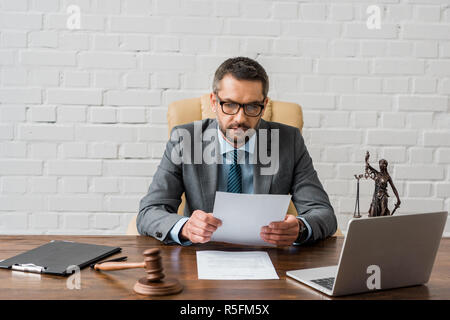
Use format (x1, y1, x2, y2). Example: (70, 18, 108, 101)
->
(142, 248, 165, 282)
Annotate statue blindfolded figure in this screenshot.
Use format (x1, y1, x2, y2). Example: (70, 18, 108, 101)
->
(365, 151, 401, 217)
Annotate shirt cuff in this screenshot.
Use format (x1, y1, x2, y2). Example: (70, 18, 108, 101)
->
(168, 217, 192, 246)
(293, 216, 313, 245)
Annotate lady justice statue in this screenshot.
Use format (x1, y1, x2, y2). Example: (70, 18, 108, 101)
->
(365, 151, 401, 217)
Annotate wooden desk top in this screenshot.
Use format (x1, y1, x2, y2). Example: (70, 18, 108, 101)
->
(0, 235, 449, 300)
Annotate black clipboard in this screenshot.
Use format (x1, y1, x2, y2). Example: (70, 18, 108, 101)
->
(0, 240, 121, 276)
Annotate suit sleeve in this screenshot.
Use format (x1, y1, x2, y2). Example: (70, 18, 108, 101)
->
(290, 129, 337, 243)
(137, 127, 186, 243)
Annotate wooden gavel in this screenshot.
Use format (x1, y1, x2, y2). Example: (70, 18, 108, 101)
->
(94, 248, 165, 281)
(93, 248, 182, 296)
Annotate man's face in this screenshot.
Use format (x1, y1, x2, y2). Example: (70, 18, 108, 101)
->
(210, 74, 267, 147)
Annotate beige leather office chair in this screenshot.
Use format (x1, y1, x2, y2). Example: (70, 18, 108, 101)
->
(127, 94, 342, 237)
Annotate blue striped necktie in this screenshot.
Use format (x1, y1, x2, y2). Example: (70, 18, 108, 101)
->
(226, 149, 242, 193)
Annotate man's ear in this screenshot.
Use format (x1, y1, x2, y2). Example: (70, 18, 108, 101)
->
(210, 92, 217, 113)
(261, 97, 269, 118)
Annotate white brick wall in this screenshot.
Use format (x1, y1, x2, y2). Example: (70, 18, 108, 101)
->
(0, 0, 449, 236)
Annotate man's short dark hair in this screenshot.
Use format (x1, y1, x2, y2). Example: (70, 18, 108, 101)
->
(212, 57, 269, 98)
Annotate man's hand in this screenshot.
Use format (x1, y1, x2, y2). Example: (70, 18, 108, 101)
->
(260, 214, 301, 247)
(180, 210, 222, 243)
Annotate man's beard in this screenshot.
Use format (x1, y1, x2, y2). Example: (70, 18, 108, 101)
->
(218, 119, 261, 146)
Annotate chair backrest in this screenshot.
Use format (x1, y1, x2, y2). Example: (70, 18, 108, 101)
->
(167, 93, 303, 134)
(168, 93, 304, 217)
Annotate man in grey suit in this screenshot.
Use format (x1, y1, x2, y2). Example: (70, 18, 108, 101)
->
(138, 57, 337, 247)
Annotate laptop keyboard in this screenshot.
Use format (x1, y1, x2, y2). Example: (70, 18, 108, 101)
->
(311, 277, 335, 290)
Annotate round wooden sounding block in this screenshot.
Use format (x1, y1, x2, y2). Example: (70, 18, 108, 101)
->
(133, 248, 183, 296)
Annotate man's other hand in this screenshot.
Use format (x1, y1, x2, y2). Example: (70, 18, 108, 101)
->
(180, 210, 222, 243)
(260, 214, 301, 247)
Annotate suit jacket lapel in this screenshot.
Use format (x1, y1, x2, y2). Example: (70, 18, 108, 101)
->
(253, 119, 273, 195)
(197, 119, 220, 212)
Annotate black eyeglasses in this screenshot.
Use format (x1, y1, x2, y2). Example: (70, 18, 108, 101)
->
(215, 94, 264, 117)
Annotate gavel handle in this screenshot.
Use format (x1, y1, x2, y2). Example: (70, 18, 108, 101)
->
(94, 261, 145, 271)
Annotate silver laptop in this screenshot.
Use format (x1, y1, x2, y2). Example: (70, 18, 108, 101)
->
(286, 211, 448, 297)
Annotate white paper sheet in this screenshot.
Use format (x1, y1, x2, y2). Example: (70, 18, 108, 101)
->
(210, 191, 291, 246)
(196, 250, 279, 280)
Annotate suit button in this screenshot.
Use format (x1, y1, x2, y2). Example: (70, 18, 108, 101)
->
(156, 232, 162, 238)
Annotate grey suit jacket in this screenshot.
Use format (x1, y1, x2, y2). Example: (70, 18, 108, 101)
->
(137, 118, 337, 244)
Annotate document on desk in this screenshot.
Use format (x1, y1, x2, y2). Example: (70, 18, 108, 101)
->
(210, 191, 291, 246)
(196, 251, 279, 280)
